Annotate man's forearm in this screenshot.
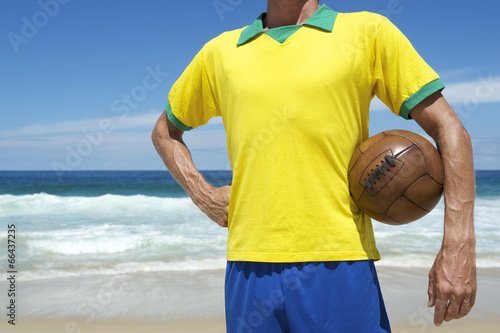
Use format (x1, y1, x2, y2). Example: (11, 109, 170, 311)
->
(151, 111, 213, 205)
(151, 111, 230, 227)
(434, 108, 476, 249)
(411, 93, 477, 325)
(412, 93, 476, 245)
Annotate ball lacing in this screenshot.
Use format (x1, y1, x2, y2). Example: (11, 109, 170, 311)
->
(364, 155, 396, 190)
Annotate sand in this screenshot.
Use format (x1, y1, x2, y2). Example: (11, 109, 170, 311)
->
(3, 318, 500, 333)
(378, 267, 500, 332)
(1, 267, 498, 332)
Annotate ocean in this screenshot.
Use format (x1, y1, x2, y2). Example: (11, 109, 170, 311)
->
(0, 170, 499, 282)
(0, 170, 499, 323)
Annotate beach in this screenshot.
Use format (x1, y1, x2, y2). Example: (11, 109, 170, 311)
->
(380, 267, 500, 333)
(1, 267, 499, 332)
(1, 170, 499, 332)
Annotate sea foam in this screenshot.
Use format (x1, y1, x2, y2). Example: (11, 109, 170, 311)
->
(1, 194, 499, 281)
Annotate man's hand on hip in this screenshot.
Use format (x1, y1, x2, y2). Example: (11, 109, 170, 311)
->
(194, 184, 231, 228)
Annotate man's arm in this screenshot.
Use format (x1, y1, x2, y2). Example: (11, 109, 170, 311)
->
(151, 111, 230, 227)
(409, 92, 477, 326)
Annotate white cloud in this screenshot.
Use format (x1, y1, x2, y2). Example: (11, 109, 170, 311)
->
(0, 112, 160, 138)
(442, 75, 500, 105)
(184, 130, 227, 150)
(0, 107, 227, 164)
(2, 78, 499, 170)
(370, 98, 388, 111)
(0, 110, 224, 139)
(471, 137, 500, 170)
(7, 76, 497, 138)
(370, 75, 500, 112)
(438, 67, 481, 81)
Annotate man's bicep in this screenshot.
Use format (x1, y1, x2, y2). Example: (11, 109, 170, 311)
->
(153, 110, 184, 142)
(409, 92, 462, 144)
(165, 110, 185, 138)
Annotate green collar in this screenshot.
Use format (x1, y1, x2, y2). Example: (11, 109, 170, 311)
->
(237, 4, 338, 46)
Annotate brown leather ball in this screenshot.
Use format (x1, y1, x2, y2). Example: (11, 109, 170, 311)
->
(348, 130, 444, 225)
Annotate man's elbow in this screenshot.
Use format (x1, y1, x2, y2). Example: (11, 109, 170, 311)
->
(151, 125, 158, 147)
(151, 114, 166, 148)
(461, 125, 472, 143)
(151, 112, 184, 148)
(448, 114, 472, 147)
(460, 125, 473, 155)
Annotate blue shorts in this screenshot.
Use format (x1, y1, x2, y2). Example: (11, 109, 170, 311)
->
(225, 260, 391, 333)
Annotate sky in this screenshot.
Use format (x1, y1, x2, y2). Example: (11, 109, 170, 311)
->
(1, 0, 499, 171)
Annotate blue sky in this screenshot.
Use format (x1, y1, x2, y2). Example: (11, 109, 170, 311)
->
(1, 0, 499, 171)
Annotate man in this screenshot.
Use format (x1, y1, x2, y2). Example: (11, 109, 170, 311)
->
(152, 0, 476, 331)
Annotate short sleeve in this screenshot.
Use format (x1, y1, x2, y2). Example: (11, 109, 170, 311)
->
(372, 18, 445, 119)
(166, 46, 220, 131)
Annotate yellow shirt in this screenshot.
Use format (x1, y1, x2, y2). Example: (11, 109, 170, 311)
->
(166, 5, 444, 262)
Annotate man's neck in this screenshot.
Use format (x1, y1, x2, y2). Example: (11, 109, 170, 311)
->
(264, 0, 320, 29)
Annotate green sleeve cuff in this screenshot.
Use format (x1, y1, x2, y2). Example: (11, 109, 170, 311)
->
(165, 101, 193, 131)
(399, 79, 445, 120)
